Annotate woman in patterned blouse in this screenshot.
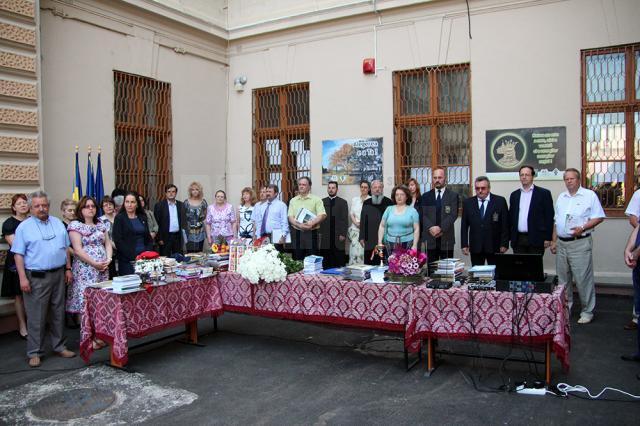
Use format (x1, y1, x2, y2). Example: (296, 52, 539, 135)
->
(205, 190, 236, 245)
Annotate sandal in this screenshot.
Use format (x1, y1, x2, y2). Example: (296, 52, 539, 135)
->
(92, 339, 107, 350)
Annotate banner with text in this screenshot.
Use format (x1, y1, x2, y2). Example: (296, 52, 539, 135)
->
(322, 138, 383, 185)
(485, 126, 566, 180)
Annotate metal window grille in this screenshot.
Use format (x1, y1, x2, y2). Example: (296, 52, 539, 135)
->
(253, 83, 310, 202)
(582, 43, 640, 213)
(393, 64, 472, 199)
(113, 71, 173, 207)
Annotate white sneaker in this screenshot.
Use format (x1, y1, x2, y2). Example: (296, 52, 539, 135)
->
(577, 315, 593, 324)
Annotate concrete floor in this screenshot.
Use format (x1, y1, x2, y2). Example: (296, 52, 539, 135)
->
(0, 294, 639, 425)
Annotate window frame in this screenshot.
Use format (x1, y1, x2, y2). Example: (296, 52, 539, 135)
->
(393, 63, 472, 199)
(253, 82, 310, 202)
(113, 70, 173, 206)
(581, 43, 640, 216)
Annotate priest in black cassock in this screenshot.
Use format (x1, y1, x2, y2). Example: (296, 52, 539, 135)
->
(359, 179, 393, 265)
(319, 181, 349, 269)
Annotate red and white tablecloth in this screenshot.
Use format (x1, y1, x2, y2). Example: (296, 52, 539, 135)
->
(405, 284, 571, 370)
(221, 272, 412, 332)
(216, 272, 253, 312)
(80, 278, 223, 365)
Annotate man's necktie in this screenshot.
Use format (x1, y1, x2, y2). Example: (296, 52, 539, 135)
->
(435, 190, 442, 226)
(261, 202, 271, 236)
(479, 199, 485, 219)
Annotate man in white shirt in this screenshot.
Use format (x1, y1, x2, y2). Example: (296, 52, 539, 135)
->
(624, 163, 640, 330)
(551, 168, 605, 324)
(251, 184, 289, 251)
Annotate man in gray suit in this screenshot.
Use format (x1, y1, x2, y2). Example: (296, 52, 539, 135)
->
(418, 167, 460, 262)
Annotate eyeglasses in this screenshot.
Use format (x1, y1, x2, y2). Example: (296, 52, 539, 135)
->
(36, 221, 55, 241)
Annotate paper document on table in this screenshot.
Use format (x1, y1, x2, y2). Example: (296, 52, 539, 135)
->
(296, 208, 317, 224)
(564, 214, 584, 234)
(272, 229, 291, 243)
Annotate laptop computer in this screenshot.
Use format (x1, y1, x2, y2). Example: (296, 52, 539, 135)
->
(494, 253, 545, 282)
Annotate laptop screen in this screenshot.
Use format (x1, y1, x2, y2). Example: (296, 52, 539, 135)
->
(494, 253, 545, 281)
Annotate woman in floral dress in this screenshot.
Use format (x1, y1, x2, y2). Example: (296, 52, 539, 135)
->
(205, 190, 236, 245)
(66, 196, 112, 347)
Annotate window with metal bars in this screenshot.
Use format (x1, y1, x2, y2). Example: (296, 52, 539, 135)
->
(581, 43, 640, 213)
(253, 83, 310, 202)
(393, 64, 471, 199)
(113, 71, 173, 207)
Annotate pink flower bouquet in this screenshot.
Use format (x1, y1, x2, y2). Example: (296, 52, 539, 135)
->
(387, 247, 427, 279)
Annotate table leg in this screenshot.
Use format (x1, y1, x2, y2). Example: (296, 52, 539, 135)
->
(545, 341, 551, 385)
(110, 346, 125, 368)
(425, 336, 436, 377)
(186, 320, 198, 344)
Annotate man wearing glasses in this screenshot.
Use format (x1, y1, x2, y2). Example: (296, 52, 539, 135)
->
(12, 191, 75, 367)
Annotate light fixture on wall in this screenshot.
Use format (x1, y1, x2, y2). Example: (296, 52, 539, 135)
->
(234, 76, 247, 92)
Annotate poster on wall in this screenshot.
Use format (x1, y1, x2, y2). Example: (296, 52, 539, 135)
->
(322, 138, 383, 185)
(485, 126, 566, 180)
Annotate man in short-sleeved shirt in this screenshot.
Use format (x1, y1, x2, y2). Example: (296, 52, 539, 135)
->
(12, 191, 75, 367)
(551, 168, 605, 324)
(288, 177, 327, 260)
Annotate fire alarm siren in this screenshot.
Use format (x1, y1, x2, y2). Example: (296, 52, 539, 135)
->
(363, 58, 375, 74)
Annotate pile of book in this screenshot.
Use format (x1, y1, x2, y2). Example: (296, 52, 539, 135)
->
(429, 258, 464, 283)
(467, 265, 496, 290)
(303, 255, 323, 275)
(175, 265, 201, 279)
(343, 264, 375, 281)
(208, 253, 229, 271)
(111, 274, 142, 294)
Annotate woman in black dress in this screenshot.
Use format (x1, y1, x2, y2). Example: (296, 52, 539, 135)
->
(1, 194, 29, 338)
(112, 191, 153, 276)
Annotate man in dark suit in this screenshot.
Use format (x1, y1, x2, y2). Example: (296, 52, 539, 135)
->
(154, 183, 186, 256)
(418, 167, 460, 263)
(461, 176, 509, 266)
(509, 165, 554, 255)
(359, 179, 393, 265)
(319, 181, 349, 269)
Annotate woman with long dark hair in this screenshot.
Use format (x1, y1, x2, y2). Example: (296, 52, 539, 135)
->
(112, 191, 152, 275)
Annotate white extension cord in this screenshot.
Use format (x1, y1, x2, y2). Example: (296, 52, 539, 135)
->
(556, 383, 640, 400)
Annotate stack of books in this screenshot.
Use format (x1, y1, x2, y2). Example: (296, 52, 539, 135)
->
(303, 255, 324, 275)
(343, 264, 375, 281)
(208, 253, 229, 271)
(112, 275, 142, 294)
(175, 265, 201, 279)
(429, 258, 464, 283)
(467, 265, 496, 290)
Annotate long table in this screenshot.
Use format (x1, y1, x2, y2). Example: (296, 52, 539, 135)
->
(405, 284, 570, 383)
(80, 272, 570, 382)
(80, 277, 224, 366)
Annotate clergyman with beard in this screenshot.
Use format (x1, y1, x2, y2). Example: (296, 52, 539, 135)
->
(359, 180, 393, 265)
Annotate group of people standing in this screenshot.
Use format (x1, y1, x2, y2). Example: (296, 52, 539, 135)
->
(4, 166, 639, 369)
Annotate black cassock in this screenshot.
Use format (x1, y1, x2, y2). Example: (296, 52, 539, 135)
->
(358, 196, 393, 265)
(319, 196, 349, 269)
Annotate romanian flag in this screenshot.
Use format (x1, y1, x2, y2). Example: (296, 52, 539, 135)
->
(72, 149, 82, 201)
(95, 150, 104, 215)
(86, 150, 95, 199)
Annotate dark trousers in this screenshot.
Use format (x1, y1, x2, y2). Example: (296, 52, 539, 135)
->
(118, 259, 134, 276)
(321, 238, 346, 269)
(633, 265, 640, 355)
(512, 233, 545, 255)
(160, 231, 182, 256)
(471, 252, 497, 266)
(186, 240, 204, 253)
(427, 248, 454, 263)
(292, 229, 319, 261)
(23, 269, 67, 358)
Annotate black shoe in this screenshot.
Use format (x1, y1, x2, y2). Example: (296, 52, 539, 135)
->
(18, 331, 27, 340)
(620, 354, 640, 362)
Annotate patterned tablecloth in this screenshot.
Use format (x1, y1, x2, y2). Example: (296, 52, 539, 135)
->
(216, 271, 253, 312)
(405, 284, 571, 370)
(80, 278, 224, 365)
(219, 272, 412, 332)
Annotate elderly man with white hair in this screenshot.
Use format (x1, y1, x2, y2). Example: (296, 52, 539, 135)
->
(359, 179, 393, 265)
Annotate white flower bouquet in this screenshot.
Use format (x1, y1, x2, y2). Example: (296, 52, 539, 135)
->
(236, 244, 287, 284)
(134, 258, 164, 277)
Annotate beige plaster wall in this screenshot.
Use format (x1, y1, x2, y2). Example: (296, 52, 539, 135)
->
(40, 0, 228, 210)
(226, 0, 640, 284)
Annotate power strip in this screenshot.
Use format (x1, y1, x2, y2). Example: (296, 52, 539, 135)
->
(516, 386, 546, 396)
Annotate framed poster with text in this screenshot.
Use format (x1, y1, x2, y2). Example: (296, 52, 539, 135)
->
(485, 126, 566, 180)
(322, 138, 383, 185)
